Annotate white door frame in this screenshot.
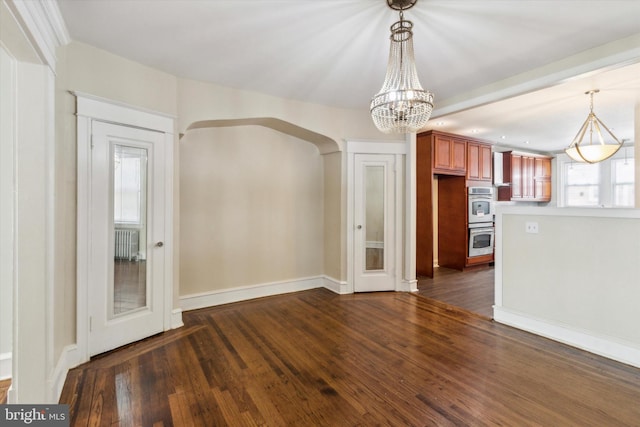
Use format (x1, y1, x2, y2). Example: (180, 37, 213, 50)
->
(346, 140, 405, 293)
(75, 92, 176, 363)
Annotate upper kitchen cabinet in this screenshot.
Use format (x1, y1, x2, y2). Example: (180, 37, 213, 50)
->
(496, 151, 552, 202)
(467, 141, 492, 182)
(432, 132, 466, 175)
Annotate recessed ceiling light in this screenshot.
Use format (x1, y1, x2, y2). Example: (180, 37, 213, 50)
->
(435, 121, 445, 126)
(524, 140, 530, 144)
(470, 129, 479, 133)
(500, 135, 507, 139)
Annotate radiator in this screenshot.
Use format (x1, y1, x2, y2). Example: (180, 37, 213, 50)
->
(114, 229, 139, 261)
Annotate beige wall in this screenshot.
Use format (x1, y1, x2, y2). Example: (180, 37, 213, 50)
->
(323, 151, 344, 281)
(62, 42, 178, 115)
(180, 126, 324, 294)
(176, 77, 383, 147)
(176, 78, 391, 287)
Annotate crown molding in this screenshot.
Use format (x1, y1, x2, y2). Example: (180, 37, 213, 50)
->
(3, 0, 70, 72)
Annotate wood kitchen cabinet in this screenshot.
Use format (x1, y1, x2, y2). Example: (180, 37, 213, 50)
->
(497, 151, 552, 202)
(467, 142, 492, 182)
(432, 134, 466, 175)
(416, 132, 435, 277)
(416, 130, 494, 277)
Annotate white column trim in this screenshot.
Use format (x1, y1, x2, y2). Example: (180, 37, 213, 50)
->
(404, 133, 418, 292)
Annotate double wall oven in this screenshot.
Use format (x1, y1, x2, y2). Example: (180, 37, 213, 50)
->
(468, 187, 495, 257)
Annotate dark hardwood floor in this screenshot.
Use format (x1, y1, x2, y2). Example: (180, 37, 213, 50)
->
(60, 288, 640, 426)
(417, 266, 494, 319)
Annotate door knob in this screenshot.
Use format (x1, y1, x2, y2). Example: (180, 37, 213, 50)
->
(155, 241, 164, 247)
(356, 225, 362, 230)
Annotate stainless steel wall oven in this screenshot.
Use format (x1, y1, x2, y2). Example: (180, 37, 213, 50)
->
(468, 187, 494, 258)
(468, 186, 494, 224)
(468, 223, 495, 257)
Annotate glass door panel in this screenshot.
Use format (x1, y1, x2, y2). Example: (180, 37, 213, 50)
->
(112, 144, 148, 316)
(365, 165, 385, 271)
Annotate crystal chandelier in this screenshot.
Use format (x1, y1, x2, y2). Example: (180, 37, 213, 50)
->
(370, 0, 434, 134)
(565, 89, 623, 164)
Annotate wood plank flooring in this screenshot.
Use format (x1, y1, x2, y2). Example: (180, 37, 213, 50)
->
(0, 378, 10, 404)
(60, 288, 640, 426)
(417, 266, 494, 319)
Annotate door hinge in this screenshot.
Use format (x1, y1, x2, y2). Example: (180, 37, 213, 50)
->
(89, 316, 92, 332)
(90, 135, 94, 149)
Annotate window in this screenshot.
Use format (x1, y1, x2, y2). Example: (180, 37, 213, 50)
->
(114, 145, 147, 224)
(559, 148, 634, 208)
(612, 158, 634, 207)
(564, 162, 600, 206)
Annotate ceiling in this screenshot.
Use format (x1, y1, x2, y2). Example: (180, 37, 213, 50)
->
(57, 0, 640, 152)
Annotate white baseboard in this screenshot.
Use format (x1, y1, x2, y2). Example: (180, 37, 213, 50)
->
(399, 279, 418, 292)
(493, 306, 640, 369)
(171, 308, 184, 329)
(48, 344, 79, 402)
(0, 352, 11, 380)
(322, 276, 349, 294)
(180, 276, 326, 311)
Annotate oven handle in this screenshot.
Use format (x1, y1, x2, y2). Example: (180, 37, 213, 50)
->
(469, 227, 494, 234)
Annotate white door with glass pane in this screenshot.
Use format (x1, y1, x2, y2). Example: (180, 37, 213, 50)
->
(354, 154, 396, 292)
(89, 121, 165, 356)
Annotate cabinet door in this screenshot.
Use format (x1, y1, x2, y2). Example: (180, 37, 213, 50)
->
(534, 157, 552, 201)
(466, 143, 481, 180)
(451, 139, 467, 172)
(480, 144, 492, 181)
(511, 155, 522, 198)
(433, 135, 466, 174)
(467, 142, 493, 182)
(522, 156, 535, 198)
(433, 135, 453, 171)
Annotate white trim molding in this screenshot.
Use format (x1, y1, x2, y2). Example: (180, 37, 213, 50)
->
(73, 91, 176, 132)
(180, 276, 326, 311)
(171, 308, 184, 329)
(399, 279, 419, 293)
(47, 345, 78, 402)
(494, 307, 640, 369)
(4, 0, 70, 71)
(322, 276, 349, 294)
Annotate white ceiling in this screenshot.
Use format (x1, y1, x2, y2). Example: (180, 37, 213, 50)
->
(57, 0, 640, 152)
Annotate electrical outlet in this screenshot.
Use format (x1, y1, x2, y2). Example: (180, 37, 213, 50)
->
(525, 221, 539, 234)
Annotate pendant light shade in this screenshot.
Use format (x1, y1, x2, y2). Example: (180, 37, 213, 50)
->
(370, 0, 434, 134)
(565, 90, 622, 164)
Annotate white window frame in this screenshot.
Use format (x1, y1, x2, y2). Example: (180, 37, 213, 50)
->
(557, 146, 635, 208)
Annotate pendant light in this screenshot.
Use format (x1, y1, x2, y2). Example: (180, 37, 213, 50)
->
(565, 90, 622, 163)
(370, 0, 434, 134)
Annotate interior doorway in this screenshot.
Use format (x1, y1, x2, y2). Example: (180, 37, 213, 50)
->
(353, 154, 397, 292)
(76, 93, 176, 362)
